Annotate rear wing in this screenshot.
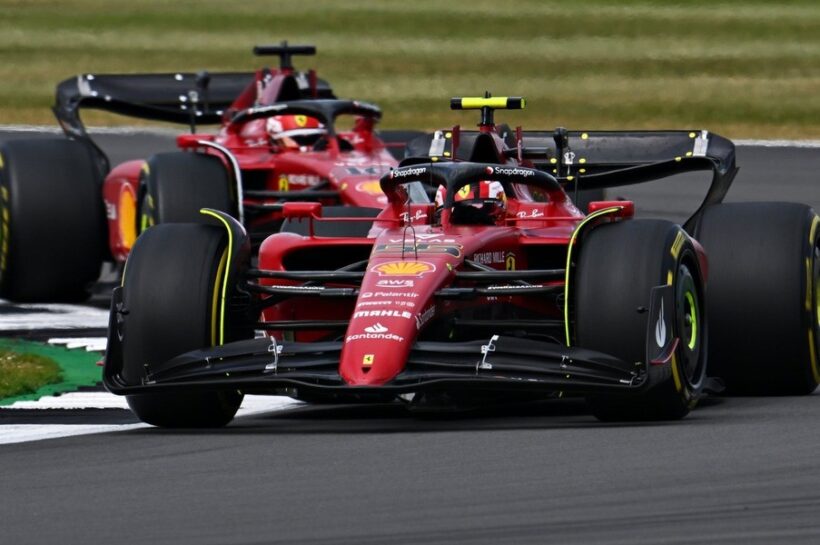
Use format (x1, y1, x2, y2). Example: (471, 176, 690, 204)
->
(515, 129, 737, 232)
(408, 128, 738, 233)
(53, 70, 334, 175)
(54, 71, 334, 136)
(513, 129, 734, 182)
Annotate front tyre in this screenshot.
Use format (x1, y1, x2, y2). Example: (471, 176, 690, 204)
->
(121, 223, 242, 427)
(575, 220, 707, 421)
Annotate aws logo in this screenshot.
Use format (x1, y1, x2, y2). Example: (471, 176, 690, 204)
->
(372, 261, 436, 277)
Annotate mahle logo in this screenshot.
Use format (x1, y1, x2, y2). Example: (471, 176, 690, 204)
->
(372, 261, 435, 277)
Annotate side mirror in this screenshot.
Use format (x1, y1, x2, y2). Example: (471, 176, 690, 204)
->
(587, 200, 635, 218)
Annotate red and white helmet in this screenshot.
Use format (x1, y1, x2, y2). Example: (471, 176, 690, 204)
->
(266, 115, 326, 148)
(435, 180, 506, 206)
(435, 180, 507, 224)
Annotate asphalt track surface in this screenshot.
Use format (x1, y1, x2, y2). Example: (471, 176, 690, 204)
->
(2, 129, 820, 544)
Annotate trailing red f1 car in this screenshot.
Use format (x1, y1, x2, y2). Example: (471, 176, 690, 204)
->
(103, 97, 820, 426)
(0, 42, 408, 302)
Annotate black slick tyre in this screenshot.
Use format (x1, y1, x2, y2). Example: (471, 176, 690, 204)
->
(572, 188, 606, 214)
(575, 219, 707, 421)
(120, 223, 242, 427)
(694, 202, 820, 395)
(139, 152, 233, 230)
(0, 138, 105, 301)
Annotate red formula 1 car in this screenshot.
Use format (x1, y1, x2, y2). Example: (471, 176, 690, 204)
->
(103, 97, 820, 426)
(0, 42, 408, 302)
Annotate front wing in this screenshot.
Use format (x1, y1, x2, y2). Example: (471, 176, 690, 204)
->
(103, 282, 680, 399)
(104, 331, 648, 398)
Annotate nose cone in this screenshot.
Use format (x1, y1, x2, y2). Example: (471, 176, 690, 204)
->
(342, 327, 412, 385)
(340, 259, 442, 385)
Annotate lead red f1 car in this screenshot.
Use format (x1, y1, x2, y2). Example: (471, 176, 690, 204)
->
(103, 97, 820, 426)
(0, 42, 409, 302)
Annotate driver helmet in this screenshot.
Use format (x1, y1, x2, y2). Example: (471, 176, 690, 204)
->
(435, 180, 507, 224)
(266, 115, 326, 149)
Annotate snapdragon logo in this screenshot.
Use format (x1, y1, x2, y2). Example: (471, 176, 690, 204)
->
(392, 167, 427, 179)
(486, 166, 535, 178)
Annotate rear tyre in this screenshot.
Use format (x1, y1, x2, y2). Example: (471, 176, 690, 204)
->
(572, 188, 606, 214)
(0, 139, 105, 301)
(121, 224, 242, 427)
(139, 152, 233, 230)
(694, 202, 820, 395)
(575, 220, 706, 421)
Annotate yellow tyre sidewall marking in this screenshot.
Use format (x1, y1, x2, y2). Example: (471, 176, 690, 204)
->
(199, 209, 234, 346)
(563, 207, 622, 346)
(0, 181, 9, 275)
(139, 194, 155, 233)
(210, 248, 229, 347)
(667, 252, 684, 395)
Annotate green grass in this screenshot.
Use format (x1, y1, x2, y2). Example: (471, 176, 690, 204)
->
(1, 0, 820, 137)
(0, 348, 62, 398)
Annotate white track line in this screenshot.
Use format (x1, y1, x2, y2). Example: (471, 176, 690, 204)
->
(0, 423, 148, 445)
(47, 337, 107, 351)
(734, 139, 820, 148)
(4, 391, 128, 410)
(0, 300, 108, 330)
(2, 391, 301, 413)
(0, 394, 303, 445)
(0, 124, 178, 136)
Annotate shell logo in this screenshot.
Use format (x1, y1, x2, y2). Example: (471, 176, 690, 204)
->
(356, 180, 383, 195)
(373, 261, 435, 277)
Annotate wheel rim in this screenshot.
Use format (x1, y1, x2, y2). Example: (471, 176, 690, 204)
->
(813, 242, 820, 358)
(676, 261, 704, 386)
(684, 290, 698, 350)
(139, 193, 156, 233)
